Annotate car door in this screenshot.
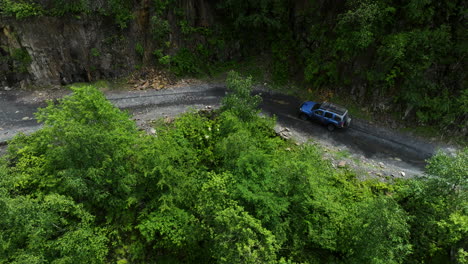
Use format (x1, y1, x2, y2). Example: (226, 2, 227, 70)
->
(323, 112, 333, 125)
(312, 110, 324, 123)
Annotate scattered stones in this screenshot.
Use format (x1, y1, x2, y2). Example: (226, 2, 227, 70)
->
(394, 157, 402, 161)
(128, 68, 175, 90)
(20, 81, 27, 89)
(285, 147, 291, 151)
(400, 171, 406, 177)
(148, 128, 156, 135)
(376, 172, 383, 177)
(4, 86, 11, 91)
(164, 116, 173, 123)
(378, 162, 385, 168)
(277, 127, 292, 140)
(279, 131, 292, 140)
(22, 117, 30, 121)
(338, 160, 347, 168)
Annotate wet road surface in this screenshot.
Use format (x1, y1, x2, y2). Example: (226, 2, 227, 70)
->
(0, 85, 443, 172)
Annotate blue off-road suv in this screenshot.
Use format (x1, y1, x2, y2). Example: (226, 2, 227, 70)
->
(298, 101, 351, 131)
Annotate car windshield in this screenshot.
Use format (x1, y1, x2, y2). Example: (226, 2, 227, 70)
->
(312, 103, 321, 110)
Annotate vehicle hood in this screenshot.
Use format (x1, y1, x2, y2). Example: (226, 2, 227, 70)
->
(300, 101, 318, 111)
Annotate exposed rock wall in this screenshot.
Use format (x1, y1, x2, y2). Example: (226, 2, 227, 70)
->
(1, 15, 138, 87)
(0, 0, 215, 87)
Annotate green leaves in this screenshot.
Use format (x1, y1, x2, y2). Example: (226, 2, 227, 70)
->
(211, 205, 279, 264)
(138, 207, 200, 249)
(216, 0, 286, 31)
(344, 196, 412, 264)
(7, 86, 139, 223)
(222, 71, 262, 121)
(0, 0, 44, 19)
(1, 80, 463, 263)
(0, 193, 108, 264)
(395, 148, 468, 262)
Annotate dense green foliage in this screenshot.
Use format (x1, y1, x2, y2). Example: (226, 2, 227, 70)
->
(0, 73, 466, 263)
(396, 149, 468, 263)
(1, 0, 465, 130)
(0, 0, 43, 19)
(0, 0, 133, 28)
(215, 0, 467, 131)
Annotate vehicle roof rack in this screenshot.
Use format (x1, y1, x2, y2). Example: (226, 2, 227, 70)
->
(321, 102, 347, 116)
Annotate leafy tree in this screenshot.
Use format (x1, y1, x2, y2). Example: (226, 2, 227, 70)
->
(221, 71, 262, 121)
(396, 148, 468, 263)
(1, 76, 462, 263)
(0, 0, 44, 19)
(0, 177, 108, 264)
(210, 205, 279, 264)
(343, 196, 412, 264)
(5, 85, 139, 224)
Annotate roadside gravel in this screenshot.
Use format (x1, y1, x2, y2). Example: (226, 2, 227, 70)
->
(0, 81, 459, 178)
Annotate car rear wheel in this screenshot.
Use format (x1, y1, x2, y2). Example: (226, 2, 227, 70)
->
(327, 124, 335, 131)
(299, 113, 308, 120)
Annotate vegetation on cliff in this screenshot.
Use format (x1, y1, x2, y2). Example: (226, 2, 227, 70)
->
(0, 0, 466, 134)
(0, 73, 466, 263)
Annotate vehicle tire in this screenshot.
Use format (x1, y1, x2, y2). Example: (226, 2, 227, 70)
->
(327, 124, 335, 131)
(299, 113, 308, 120)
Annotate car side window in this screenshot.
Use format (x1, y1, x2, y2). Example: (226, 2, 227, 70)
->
(315, 110, 323, 116)
(324, 112, 333, 118)
(334, 116, 342, 121)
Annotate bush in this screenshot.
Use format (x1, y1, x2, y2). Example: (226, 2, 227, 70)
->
(0, 0, 44, 19)
(11, 48, 32, 73)
(221, 71, 262, 121)
(2, 77, 459, 263)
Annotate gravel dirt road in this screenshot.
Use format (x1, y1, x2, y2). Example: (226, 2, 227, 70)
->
(0, 83, 457, 178)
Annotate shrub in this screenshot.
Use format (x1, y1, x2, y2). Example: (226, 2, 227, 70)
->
(0, 0, 44, 19)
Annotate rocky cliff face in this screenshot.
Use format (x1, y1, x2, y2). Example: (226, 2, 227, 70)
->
(1, 15, 141, 87)
(0, 0, 215, 88)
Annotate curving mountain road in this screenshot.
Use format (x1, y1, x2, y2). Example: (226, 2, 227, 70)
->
(0, 83, 453, 176)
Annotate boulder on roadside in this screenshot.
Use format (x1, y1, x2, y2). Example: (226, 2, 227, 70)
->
(276, 127, 292, 140)
(279, 131, 292, 139)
